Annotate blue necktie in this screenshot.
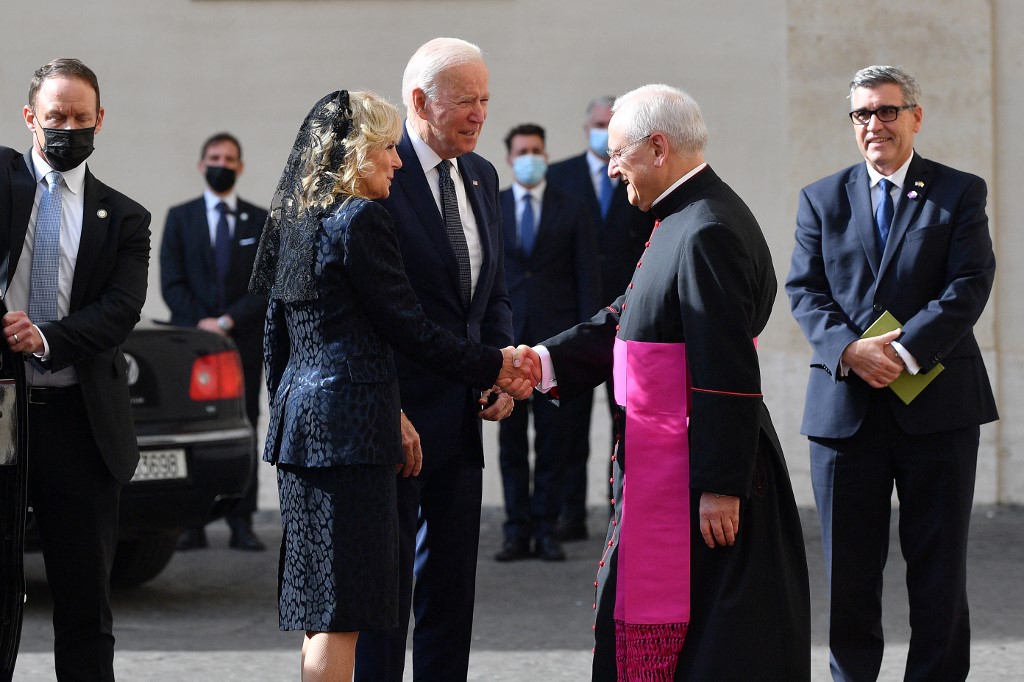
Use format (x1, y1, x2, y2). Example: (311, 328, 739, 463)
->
(29, 171, 62, 323)
(520, 193, 536, 257)
(875, 178, 895, 250)
(436, 161, 472, 306)
(599, 168, 615, 220)
(214, 202, 232, 308)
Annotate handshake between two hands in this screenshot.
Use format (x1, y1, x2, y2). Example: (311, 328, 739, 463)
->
(495, 345, 542, 400)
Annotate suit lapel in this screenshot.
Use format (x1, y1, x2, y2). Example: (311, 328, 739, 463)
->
(5, 151, 37, 290)
(71, 169, 110, 311)
(458, 156, 494, 305)
(878, 154, 930, 277)
(500, 189, 517, 256)
(189, 198, 216, 281)
(845, 164, 882, 278)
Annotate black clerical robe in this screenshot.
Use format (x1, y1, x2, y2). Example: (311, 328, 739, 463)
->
(543, 166, 810, 681)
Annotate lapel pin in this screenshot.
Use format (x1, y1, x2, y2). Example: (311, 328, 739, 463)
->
(239, 212, 248, 221)
(907, 191, 919, 200)
(97, 209, 108, 218)
(914, 181, 924, 187)
(472, 180, 479, 186)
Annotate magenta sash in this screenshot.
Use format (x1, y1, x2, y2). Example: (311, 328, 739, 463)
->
(612, 337, 690, 680)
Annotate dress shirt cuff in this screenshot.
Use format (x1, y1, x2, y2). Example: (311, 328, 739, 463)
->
(890, 341, 920, 375)
(534, 344, 557, 393)
(34, 324, 51, 360)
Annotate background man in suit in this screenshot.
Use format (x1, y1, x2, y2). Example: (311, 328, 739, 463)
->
(786, 65, 998, 682)
(160, 133, 268, 552)
(546, 96, 655, 541)
(1, 58, 151, 680)
(494, 123, 600, 563)
(354, 38, 514, 682)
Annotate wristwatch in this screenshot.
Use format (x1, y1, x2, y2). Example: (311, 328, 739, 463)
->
(217, 316, 231, 331)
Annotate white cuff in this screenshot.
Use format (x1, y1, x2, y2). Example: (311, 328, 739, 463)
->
(534, 344, 557, 393)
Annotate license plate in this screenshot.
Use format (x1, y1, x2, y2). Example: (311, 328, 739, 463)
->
(131, 449, 187, 482)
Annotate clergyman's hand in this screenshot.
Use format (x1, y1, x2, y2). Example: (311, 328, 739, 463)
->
(396, 411, 422, 477)
(698, 492, 740, 548)
(497, 346, 538, 400)
(841, 329, 904, 388)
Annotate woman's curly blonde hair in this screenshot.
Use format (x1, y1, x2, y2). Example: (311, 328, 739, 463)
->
(300, 90, 402, 214)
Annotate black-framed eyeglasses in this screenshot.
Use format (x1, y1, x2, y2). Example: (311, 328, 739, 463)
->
(848, 105, 915, 125)
(606, 134, 651, 162)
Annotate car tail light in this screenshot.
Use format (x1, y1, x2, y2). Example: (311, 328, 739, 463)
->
(189, 351, 244, 401)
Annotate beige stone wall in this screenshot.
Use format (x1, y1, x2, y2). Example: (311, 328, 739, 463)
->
(1, 0, 1019, 503)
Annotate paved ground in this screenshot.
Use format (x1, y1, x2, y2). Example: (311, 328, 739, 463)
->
(10, 504, 1024, 681)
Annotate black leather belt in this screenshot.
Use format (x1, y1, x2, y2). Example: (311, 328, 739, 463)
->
(27, 385, 79, 405)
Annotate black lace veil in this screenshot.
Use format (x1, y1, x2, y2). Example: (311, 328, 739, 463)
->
(249, 90, 353, 302)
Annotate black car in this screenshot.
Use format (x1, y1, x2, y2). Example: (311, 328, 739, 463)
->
(25, 319, 255, 587)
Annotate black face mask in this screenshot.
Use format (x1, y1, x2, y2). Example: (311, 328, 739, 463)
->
(205, 166, 237, 194)
(39, 126, 95, 172)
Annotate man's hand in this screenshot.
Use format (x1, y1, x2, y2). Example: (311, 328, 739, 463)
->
(198, 316, 228, 335)
(3, 310, 44, 355)
(396, 411, 423, 477)
(478, 387, 514, 421)
(496, 345, 541, 400)
(698, 492, 741, 548)
(841, 329, 904, 388)
(496, 346, 539, 399)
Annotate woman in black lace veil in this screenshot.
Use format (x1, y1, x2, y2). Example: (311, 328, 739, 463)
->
(250, 91, 528, 681)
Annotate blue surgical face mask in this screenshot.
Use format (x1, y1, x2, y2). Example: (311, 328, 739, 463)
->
(512, 154, 547, 187)
(588, 128, 609, 157)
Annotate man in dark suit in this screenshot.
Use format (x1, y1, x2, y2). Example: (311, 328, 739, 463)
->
(1, 58, 150, 681)
(160, 133, 268, 551)
(786, 65, 998, 682)
(494, 123, 599, 563)
(546, 96, 656, 541)
(354, 38, 514, 682)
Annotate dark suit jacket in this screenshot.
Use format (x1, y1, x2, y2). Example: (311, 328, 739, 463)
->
(0, 147, 150, 483)
(499, 183, 600, 345)
(786, 153, 998, 438)
(379, 128, 513, 471)
(160, 195, 268, 370)
(262, 198, 502, 468)
(547, 152, 655, 303)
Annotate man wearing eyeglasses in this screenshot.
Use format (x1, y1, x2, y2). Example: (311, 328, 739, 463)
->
(786, 65, 997, 681)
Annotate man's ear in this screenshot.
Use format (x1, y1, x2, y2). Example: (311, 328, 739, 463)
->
(412, 89, 428, 120)
(650, 132, 669, 168)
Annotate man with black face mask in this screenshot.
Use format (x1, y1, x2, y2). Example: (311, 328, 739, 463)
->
(160, 133, 268, 551)
(1, 57, 151, 681)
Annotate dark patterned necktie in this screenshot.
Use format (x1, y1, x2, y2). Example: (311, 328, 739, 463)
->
(29, 171, 62, 322)
(520, 193, 536, 257)
(436, 160, 471, 306)
(214, 201, 232, 308)
(599, 167, 615, 220)
(875, 178, 894, 249)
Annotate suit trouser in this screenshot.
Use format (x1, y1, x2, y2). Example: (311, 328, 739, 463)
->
(810, 391, 978, 682)
(355, 450, 483, 682)
(555, 388, 595, 527)
(27, 387, 120, 682)
(498, 392, 584, 540)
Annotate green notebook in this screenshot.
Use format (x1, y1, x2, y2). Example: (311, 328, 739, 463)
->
(861, 311, 943, 405)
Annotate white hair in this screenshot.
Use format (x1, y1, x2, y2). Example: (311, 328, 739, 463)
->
(402, 37, 484, 111)
(612, 84, 708, 156)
